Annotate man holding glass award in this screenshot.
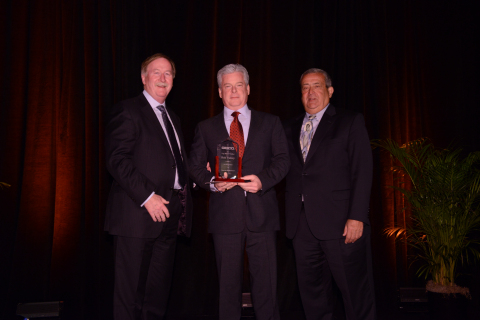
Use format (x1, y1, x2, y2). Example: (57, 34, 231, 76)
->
(189, 64, 290, 320)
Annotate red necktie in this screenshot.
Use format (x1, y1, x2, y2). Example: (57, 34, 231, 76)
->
(230, 111, 245, 158)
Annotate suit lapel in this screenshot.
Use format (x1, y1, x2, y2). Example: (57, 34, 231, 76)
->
(305, 105, 336, 164)
(212, 112, 230, 142)
(137, 94, 171, 151)
(244, 109, 261, 158)
(165, 106, 188, 162)
(166, 106, 183, 144)
(291, 114, 305, 165)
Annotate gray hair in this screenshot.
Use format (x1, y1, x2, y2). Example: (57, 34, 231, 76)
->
(217, 64, 249, 87)
(141, 53, 176, 78)
(300, 68, 332, 87)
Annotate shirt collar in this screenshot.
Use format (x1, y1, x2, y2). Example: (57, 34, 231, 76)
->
(305, 103, 330, 120)
(224, 104, 250, 119)
(143, 90, 165, 109)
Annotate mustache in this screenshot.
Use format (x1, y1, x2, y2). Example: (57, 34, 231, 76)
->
(155, 82, 169, 87)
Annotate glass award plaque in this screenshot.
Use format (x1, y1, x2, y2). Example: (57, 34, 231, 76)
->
(211, 139, 249, 183)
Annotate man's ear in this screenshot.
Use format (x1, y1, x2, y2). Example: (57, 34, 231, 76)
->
(218, 88, 223, 99)
(141, 74, 146, 86)
(328, 86, 334, 98)
(247, 84, 250, 96)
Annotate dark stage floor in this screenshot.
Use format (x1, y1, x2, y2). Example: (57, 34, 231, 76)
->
(166, 312, 429, 320)
(164, 302, 477, 320)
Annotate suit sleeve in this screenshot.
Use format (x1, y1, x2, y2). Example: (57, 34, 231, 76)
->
(105, 102, 157, 204)
(188, 124, 215, 191)
(346, 113, 373, 223)
(256, 116, 291, 193)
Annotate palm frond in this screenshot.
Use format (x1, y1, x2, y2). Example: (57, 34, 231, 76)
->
(373, 138, 480, 287)
(0, 182, 11, 189)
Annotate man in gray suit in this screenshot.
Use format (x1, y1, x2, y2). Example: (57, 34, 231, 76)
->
(189, 64, 290, 320)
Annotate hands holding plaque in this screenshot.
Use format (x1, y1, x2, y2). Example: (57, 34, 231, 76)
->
(215, 176, 261, 193)
(237, 175, 262, 193)
(212, 174, 262, 193)
(206, 139, 262, 193)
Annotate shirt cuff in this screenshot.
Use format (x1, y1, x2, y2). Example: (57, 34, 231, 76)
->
(209, 176, 219, 192)
(141, 192, 155, 207)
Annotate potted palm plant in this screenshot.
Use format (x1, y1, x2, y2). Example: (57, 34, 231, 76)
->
(372, 138, 480, 319)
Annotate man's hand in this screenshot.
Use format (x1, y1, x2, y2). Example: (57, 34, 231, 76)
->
(238, 175, 262, 193)
(343, 219, 363, 244)
(144, 194, 170, 222)
(216, 181, 237, 192)
(207, 162, 238, 192)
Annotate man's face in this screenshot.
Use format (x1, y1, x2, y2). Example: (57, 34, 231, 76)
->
(141, 57, 174, 104)
(301, 73, 334, 114)
(218, 72, 250, 111)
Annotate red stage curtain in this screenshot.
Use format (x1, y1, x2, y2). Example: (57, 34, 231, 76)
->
(1, 1, 478, 319)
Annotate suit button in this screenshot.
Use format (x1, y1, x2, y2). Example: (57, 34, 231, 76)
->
(172, 165, 176, 169)
(298, 194, 302, 197)
(302, 172, 307, 176)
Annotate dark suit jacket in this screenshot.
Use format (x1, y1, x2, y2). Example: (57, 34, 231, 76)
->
(104, 93, 193, 238)
(189, 108, 290, 234)
(284, 105, 372, 240)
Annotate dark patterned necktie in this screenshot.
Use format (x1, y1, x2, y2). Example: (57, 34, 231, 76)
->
(157, 105, 186, 188)
(230, 111, 245, 158)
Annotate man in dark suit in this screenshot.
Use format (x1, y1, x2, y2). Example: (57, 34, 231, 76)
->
(104, 53, 192, 320)
(284, 68, 376, 320)
(189, 64, 290, 320)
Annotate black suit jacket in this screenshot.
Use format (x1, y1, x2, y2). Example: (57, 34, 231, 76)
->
(104, 93, 193, 238)
(189, 108, 290, 234)
(284, 105, 372, 240)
